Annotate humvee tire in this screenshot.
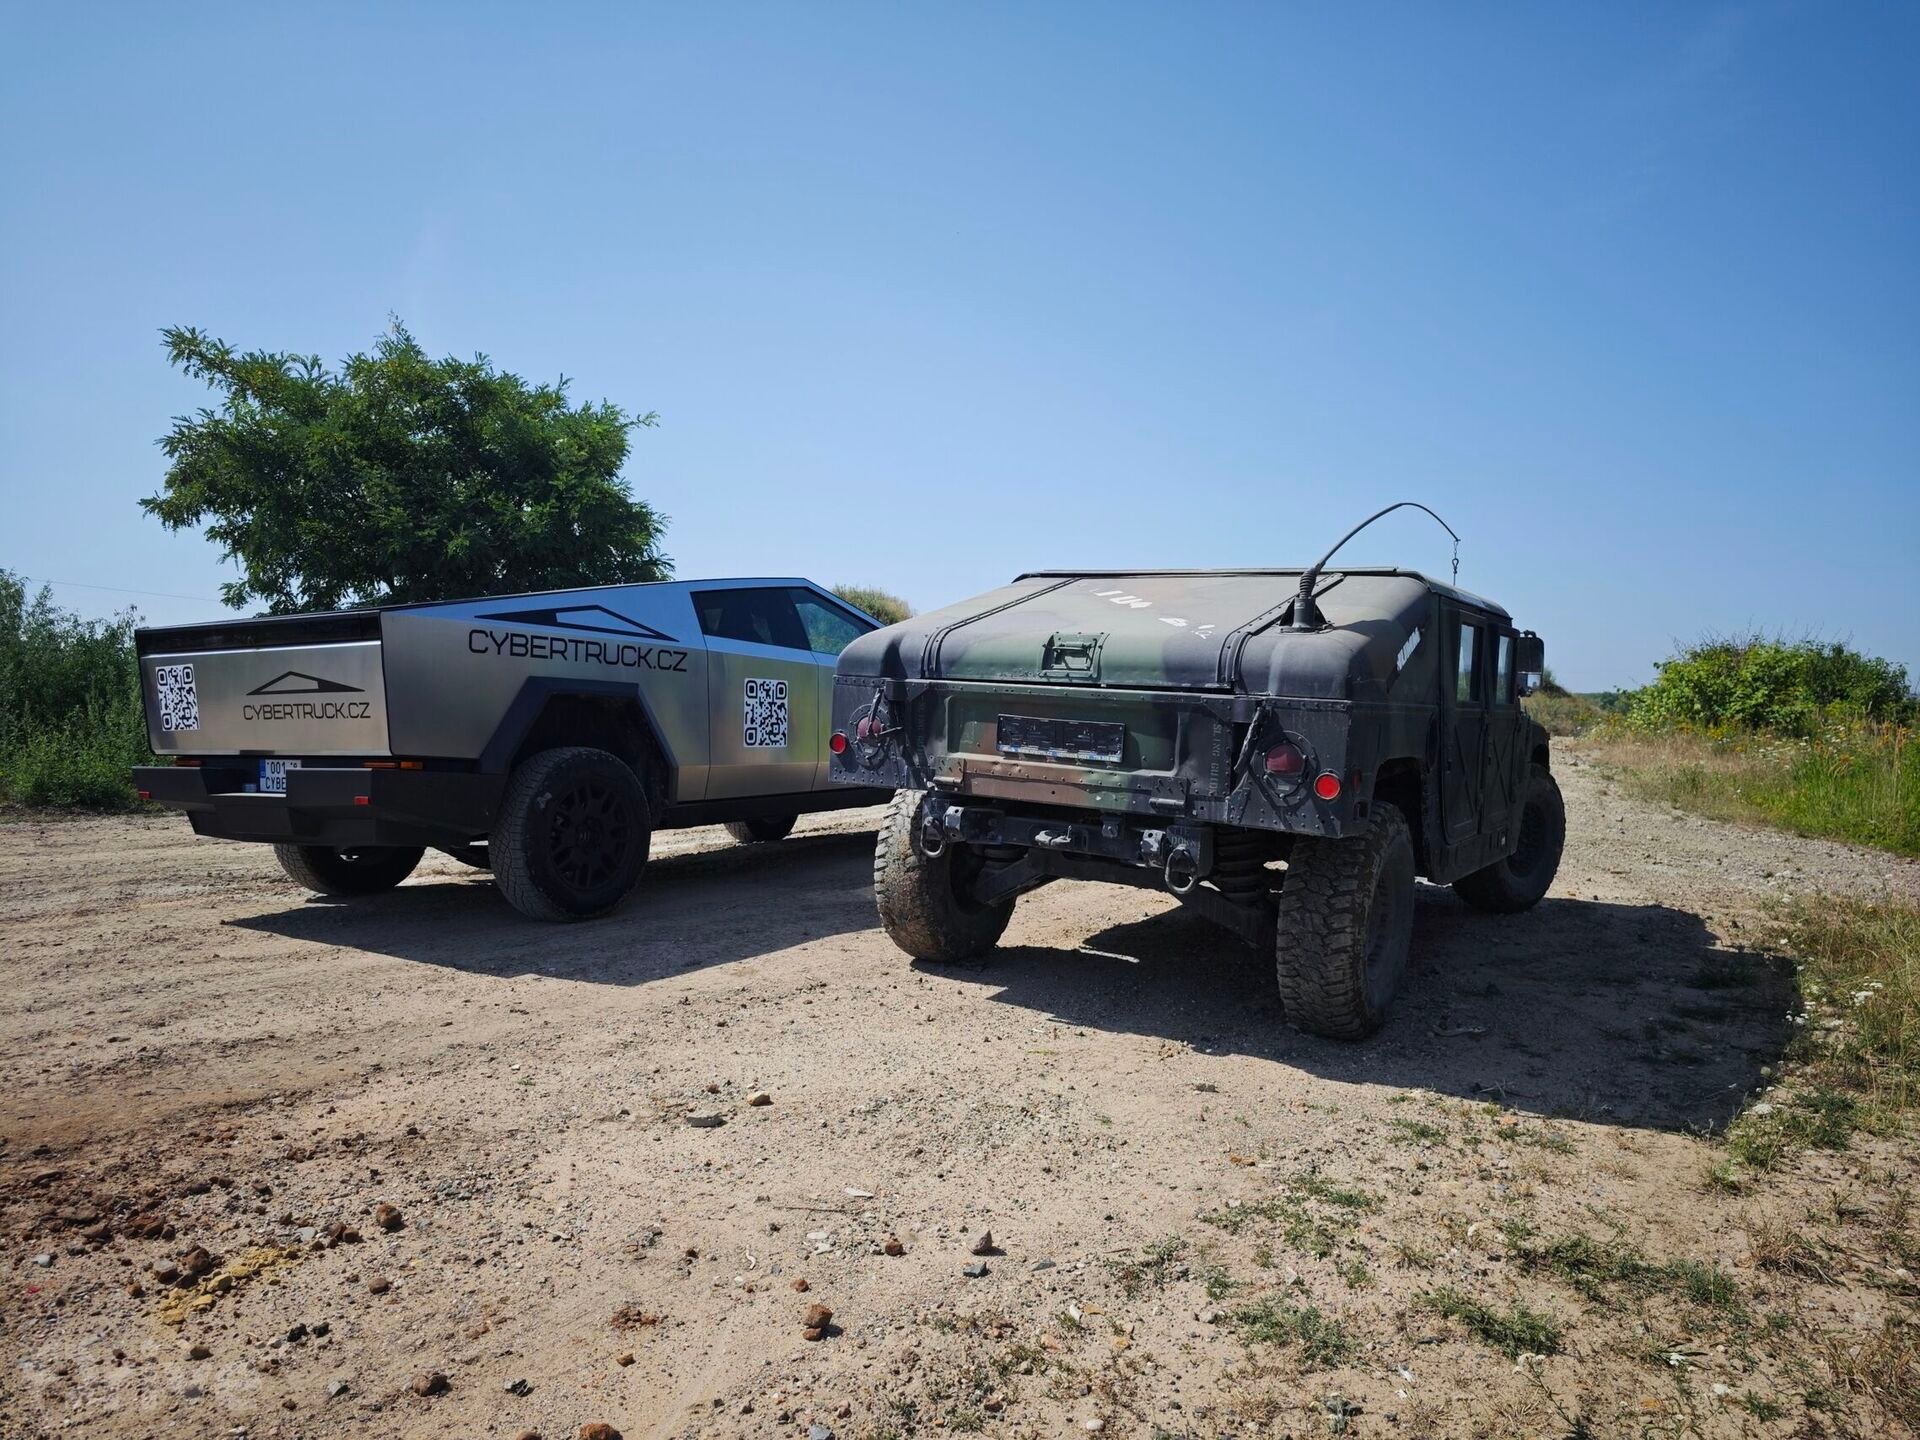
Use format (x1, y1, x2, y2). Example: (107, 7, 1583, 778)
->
(724, 815, 797, 845)
(1453, 765, 1565, 914)
(1274, 802, 1416, 1039)
(491, 746, 652, 922)
(274, 843, 424, 896)
(874, 789, 1014, 962)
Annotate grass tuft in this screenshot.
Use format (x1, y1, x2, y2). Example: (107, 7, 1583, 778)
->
(1229, 1298, 1353, 1367)
(1419, 1287, 1563, 1357)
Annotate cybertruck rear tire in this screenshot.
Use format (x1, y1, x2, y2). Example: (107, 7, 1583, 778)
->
(724, 815, 797, 844)
(1274, 802, 1416, 1040)
(274, 844, 424, 896)
(490, 746, 651, 922)
(874, 790, 1013, 962)
(1453, 765, 1565, 914)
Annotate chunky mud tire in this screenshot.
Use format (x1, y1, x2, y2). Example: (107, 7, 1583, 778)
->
(1453, 765, 1566, 914)
(724, 815, 797, 845)
(1274, 801, 1417, 1040)
(274, 844, 423, 896)
(490, 747, 651, 922)
(873, 790, 1014, 962)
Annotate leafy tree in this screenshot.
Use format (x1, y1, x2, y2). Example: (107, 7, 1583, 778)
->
(1629, 635, 1912, 735)
(142, 323, 671, 612)
(832, 584, 913, 626)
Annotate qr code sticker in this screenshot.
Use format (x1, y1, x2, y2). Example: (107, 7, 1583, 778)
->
(743, 677, 789, 748)
(155, 663, 199, 732)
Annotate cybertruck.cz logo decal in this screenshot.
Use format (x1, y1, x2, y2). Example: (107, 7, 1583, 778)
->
(469, 604, 689, 674)
(241, 670, 373, 723)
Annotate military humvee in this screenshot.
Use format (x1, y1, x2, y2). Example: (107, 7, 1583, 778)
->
(828, 510, 1564, 1037)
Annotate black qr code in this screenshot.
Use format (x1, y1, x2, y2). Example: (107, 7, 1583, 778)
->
(742, 677, 789, 748)
(155, 663, 199, 732)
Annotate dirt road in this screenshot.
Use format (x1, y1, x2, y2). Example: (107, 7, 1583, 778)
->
(3, 748, 1915, 1439)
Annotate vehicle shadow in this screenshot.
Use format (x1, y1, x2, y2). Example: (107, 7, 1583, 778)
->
(226, 828, 883, 985)
(949, 886, 1798, 1133)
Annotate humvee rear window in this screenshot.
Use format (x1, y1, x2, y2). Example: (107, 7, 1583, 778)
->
(1495, 634, 1515, 705)
(1456, 624, 1479, 703)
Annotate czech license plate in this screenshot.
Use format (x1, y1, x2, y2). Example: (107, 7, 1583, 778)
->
(996, 714, 1125, 763)
(260, 759, 302, 794)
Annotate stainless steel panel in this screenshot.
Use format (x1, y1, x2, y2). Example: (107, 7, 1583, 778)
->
(141, 641, 389, 757)
(703, 639, 819, 799)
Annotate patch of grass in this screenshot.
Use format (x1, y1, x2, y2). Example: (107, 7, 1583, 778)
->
(1290, 1172, 1380, 1211)
(1108, 1235, 1187, 1298)
(1739, 1392, 1785, 1421)
(1419, 1287, 1563, 1358)
(1388, 1117, 1447, 1144)
(1336, 1257, 1374, 1290)
(1517, 1232, 1747, 1321)
(1229, 1299, 1353, 1367)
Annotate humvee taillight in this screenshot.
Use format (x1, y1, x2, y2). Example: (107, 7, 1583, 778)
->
(829, 732, 849, 755)
(1313, 772, 1342, 801)
(1264, 742, 1306, 777)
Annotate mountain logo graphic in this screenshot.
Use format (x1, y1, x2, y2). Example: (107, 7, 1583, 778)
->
(475, 604, 678, 643)
(246, 671, 366, 696)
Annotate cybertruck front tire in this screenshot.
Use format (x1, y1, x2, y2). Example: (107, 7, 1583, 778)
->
(1274, 802, 1416, 1040)
(724, 815, 797, 844)
(274, 844, 424, 896)
(1453, 765, 1565, 914)
(873, 790, 1013, 962)
(490, 747, 652, 922)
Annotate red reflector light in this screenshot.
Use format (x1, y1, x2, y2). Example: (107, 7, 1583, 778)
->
(1313, 772, 1342, 801)
(1263, 742, 1305, 777)
(175, 758, 201, 767)
(352, 795, 371, 806)
(829, 732, 849, 755)
(137, 790, 152, 801)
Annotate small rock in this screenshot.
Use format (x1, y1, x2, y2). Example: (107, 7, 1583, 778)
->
(578, 1425, 623, 1440)
(883, 1238, 905, 1257)
(687, 1114, 725, 1128)
(1031, 1258, 1056, 1271)
(287, 1323, 309, 1343)
(1084, 1421, 1105, 1433)
(792, 1278, 810, 1293)
(373, 1203, 403, 1232)
(81, 1221, 112, 1243)
(970, 1231, 995, 1256)
(30, 1253, 54, 1268)
(188, 1343, 212, 1360)
(963, 1261, 989, 1278)
(808, 1425, 835, 1440)
(412, 1370, 449, 1397)
(327, 1380, 350, 1399)
(516, 1432, 541, 1440)
(311, 1320, 330, 1337)
(1194, 1082, 1220, 1093)
(505, 1378, 533, 1396)
(804, 1303, 833, 1330)
(178, 1245, 216, 1278)
(615, 1351, 634, 1367)
(747, 1092, 772, 1107)
(368, 1276, 391, 1295)
(281, 1398, 298, 1411)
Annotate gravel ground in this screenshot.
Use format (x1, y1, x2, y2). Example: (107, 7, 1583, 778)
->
(2, 746, 1916, 1439)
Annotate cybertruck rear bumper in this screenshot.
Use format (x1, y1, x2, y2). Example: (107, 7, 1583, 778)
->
(133, 765, 504, 848)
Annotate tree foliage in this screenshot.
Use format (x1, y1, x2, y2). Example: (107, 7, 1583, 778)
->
(143, 323, 671, 613)
(1629, 635, 1912, 735)
(831, 584, 913, 626)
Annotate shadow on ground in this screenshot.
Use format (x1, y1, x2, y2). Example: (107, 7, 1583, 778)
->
(227, 828, 883, 984)
(949, 886, 1798, 1133)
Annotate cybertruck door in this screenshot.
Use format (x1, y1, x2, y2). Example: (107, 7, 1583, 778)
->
(786, 586, 879, 790)
(693, 587, 819, 800)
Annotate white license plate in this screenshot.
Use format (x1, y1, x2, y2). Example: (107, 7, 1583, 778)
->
(260, 759, 302, 794)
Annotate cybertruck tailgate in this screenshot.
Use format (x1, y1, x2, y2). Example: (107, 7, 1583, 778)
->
(136, 612, 390, 757)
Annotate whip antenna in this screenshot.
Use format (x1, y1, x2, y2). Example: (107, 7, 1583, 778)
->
(1291, 501, 1462, 631)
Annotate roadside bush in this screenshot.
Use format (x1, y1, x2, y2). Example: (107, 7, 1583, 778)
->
(832, 583, 913, 626)
(1629, 636, 1912, 736)
(0, 571, 153, 809)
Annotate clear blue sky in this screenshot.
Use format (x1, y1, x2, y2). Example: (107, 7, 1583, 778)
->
(3, 3, 1915, 691)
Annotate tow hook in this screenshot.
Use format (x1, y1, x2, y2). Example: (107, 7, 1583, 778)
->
(1031, 829, 1074, 849)
(919, 809, 948, 859)
(1163, 846, 1199, 894)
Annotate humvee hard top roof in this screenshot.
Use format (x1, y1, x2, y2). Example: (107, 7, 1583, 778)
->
(1012, 567, 1511, 620)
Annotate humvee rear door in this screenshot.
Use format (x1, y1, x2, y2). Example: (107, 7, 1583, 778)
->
(694, 587, 820, 800)
(1439, 608, 1489, 843)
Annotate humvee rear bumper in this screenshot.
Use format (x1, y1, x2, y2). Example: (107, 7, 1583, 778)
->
(133, 765, 504, 848)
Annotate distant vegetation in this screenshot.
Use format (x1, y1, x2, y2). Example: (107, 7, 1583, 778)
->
(0, 572, 151, 810)
(1558, 636, 1917, 858)
(832, 584, 913, 626)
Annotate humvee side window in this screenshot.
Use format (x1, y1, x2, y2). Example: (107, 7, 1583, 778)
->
(790, 589, 872, 657)
(1455, 623, 1480, 704)
(693, 588, 809, 651)
(1495, 633, 1515, 705)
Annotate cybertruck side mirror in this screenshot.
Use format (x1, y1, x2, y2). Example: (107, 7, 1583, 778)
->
(1515, 631, 1545, 696)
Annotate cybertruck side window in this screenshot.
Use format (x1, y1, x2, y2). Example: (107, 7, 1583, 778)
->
(1455, 622, 1482, 704)
(693, 588, 810, 651)
(789, 589, 873, 657)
